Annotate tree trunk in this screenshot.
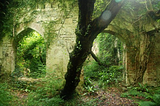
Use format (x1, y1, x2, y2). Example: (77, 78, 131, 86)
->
(90, 50, 105, 66)
(60, 0, 124, 99)
(60, 35, 92, 99)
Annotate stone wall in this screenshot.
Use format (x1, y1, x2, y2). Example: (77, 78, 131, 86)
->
(124, 33, 160, 87)
(0, 36, 15, 75)
(0, 2, 78, 77)
(143, 33, 160, 86)
(2, 1, 159, 87)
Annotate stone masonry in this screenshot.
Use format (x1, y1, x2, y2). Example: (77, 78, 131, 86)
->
(0, 2, 78, 77)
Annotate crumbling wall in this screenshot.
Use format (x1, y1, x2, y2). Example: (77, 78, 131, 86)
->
(0, 2, 78, 77)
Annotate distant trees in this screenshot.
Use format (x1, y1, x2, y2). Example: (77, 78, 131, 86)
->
(97, 33, 122, 66)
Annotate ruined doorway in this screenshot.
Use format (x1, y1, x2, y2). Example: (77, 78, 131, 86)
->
(13, 28, 46, 78)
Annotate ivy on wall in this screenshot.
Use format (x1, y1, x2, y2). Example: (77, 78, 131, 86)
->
(0, 0, 77, 41)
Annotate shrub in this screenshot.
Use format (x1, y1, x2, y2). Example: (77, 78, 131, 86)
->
(0, 83, 12, 106)
(14, 31, 46, 79)
(27, 72, 64, 106)
(83, 61, 105, 80)
(84, 61, 123, 87)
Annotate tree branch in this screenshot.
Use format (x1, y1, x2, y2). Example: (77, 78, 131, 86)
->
(89, 0, 125, 41)
(77, 0, 95, 35)
(102, 28, 131, 43)
(90, 50, 107, 67)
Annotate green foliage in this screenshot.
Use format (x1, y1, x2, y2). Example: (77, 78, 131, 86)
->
(98, 65, 123, 88)
(26, 73, 64, 106)
(84, 61, 105, 80)
(0, 83, 12, 106)
(83, 77, 97, 95)
(61, 96, 98, 106)
(14, 31, 46, 78)
(84, 61, 123, 89)
(27, 93, 64, 106)
(0, 0, 76, 41)
(121, 84, 151, 99)
(0, 0, 13, 40)
(121, 89, 147, 98)
(11, 72, 65, 106)
(138, 101, 156, 106)
(81, 98, 98, 106)
(29, 58, 46, 78)
(121, 85, 160, 106)
(135, 83, 149, 92)
(93, 0, 109, 18)
(138, 93, 160, 106)
(11, 79, 37, 92)
(97, 33, 123, 66)
(83, 33, 123, 90)
(1, 72, 101, 106)
(152, 94, 160, 105)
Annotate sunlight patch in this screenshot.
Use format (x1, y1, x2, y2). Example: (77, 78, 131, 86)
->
(101, 10, 112, 21)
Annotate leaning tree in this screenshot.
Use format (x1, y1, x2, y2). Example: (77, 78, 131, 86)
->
(60, 0, 125, 99)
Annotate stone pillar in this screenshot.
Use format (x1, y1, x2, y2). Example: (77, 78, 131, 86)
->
(125, 45, 137, 85)
(46, 38, 67, 77)
(126, 33, 160, 86)
(143, 33, 160, 86)
(1, 36, 15, 75)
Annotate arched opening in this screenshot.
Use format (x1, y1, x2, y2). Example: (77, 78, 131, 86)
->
(83, 33, 124, 88)
(12, 28, 46, 78)
(97, 33, 124, 66)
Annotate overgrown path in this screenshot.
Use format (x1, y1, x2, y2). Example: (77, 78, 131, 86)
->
(11, 77, 138, 106)
(11, 89, 28, 106)
(81, 87, 138, 106)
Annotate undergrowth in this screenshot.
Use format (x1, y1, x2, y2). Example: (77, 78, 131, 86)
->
(7, 70, 101, 106)
(121, 84, 160, 106)
(0, 82, 12, 106)
(19, 71, 65, 106)
(83, 61, 123, 91)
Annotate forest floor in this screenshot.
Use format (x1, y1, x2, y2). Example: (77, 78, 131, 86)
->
(11, 87, 139, 106)
(80, 87, 138, 106)
(10, 78, 139, 106)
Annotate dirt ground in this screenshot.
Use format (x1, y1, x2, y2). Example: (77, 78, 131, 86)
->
(81, 87, 138, 106)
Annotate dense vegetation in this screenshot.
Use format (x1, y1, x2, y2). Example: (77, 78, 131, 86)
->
(13, 31, 46, 78)
(1, 32, 160, 105)
(0, 0, 160, 105)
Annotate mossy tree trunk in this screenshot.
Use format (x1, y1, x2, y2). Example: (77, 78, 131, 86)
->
(60, 0, 124, 99)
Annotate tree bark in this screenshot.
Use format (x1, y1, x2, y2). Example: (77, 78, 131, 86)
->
(60, 0, 124, 99)
(90, 50, 103, 66)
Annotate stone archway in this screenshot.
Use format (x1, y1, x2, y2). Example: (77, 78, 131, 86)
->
(13, 28, 46, 78)
(0, 1, 78, 78)
(16, 22, 45, 38)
